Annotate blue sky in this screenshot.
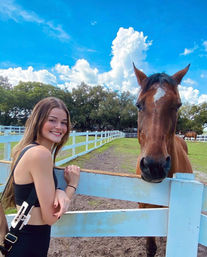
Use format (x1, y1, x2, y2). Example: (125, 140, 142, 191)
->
(0, 0, 207, 103)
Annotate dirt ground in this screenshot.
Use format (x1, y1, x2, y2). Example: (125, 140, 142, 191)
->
(48, 146, 207, 257)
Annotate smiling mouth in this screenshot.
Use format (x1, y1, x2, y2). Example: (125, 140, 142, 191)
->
(50, 131, 62, 137)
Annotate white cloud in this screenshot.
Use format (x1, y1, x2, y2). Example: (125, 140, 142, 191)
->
(98, 27, 152, 92)
(0, 0, 69, 41)
(178, 85, 206, 104)
(0, 66, 56, 86)
(203, 41, 207, 52)
(183, 78, 197, 85)
(90, 21, 97, 26)
(180, 47, 195, 56)
(54, 59, 99, 89)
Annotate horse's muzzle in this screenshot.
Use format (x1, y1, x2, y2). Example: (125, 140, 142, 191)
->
(140, 156, 171, 183)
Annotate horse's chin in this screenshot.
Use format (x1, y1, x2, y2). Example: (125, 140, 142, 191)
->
(141, 174, 164, 183)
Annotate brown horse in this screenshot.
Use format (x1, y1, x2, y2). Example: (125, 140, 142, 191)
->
(183, 131, 197, 141)
(133, 64, 193, 257)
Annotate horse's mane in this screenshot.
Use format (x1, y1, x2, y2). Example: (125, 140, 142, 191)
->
(143, 73, 177, 92)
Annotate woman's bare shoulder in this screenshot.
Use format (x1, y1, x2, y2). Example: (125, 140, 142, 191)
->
(24, 145, 52, 163)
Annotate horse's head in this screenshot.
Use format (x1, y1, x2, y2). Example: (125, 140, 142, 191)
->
(134, 64, 190, 183)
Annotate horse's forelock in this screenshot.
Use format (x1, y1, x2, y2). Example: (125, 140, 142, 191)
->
(143, 73, 177, 93)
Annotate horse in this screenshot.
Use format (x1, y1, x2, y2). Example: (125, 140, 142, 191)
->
(183, 131, 197, 141)
(133, 64, 193, 257)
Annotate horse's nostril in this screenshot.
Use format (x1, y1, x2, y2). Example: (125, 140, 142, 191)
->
(142, 157, 148, 167)
(164, 156, 171, 172)
(140, 155, 171, 182)
(140, 157, 149, 171)
(166, 156, 171, 162)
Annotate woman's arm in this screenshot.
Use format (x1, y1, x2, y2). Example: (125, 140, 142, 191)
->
(29, 146, 59, 225)
(53, 165, 80, 218)
(64, 165, 80, 198)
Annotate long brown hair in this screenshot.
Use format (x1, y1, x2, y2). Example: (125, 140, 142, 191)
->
(3, 97, 71, 208)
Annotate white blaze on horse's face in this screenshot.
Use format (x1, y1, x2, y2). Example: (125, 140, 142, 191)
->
(153, 87, 166, 103)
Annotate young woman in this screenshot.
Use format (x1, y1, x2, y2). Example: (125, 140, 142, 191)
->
(3, 97, 80, 257)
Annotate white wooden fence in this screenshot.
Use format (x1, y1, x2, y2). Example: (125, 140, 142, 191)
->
(0, 163, 206, 257)
(183, 135, 207, 142)
(0, 125, 25, 135)
(0, 130, 125, 165)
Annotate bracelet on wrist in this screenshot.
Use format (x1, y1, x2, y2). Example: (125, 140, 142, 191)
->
(67, 184, 77, 191)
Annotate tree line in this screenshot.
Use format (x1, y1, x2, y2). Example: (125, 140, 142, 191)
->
(0, 76, 206, 133)
(0, 77, 137, 131)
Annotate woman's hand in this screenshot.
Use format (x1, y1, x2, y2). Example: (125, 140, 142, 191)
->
(53, 189, 70, 219)
(64, 165, 80, 188)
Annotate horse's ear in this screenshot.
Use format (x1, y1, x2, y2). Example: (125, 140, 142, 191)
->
(133, 63, 147, 87)
(172, 64, 190, 85)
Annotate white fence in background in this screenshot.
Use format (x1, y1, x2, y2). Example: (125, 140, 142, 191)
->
(125, 132, 207, 141)
(0, 130, 125, 165)
(182, 135, 207, 142)
(0, 125, 25, 135)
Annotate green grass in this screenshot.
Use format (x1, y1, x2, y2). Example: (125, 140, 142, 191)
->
(70, 138, 207, 174)
(68, 138, 121, 167)
(187, 141, 207, 173)
(5, 207, 17, 214)
(68, 138, 141, 173)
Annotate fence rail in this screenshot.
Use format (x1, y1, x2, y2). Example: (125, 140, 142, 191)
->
(125, 132, 207, 141)
(0, 164, 206, 257)
(0, 125, 25, 135)
(0, 130, 125, 165)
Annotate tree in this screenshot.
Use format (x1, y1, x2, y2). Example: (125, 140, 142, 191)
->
(119, 91, 137, 130)
(0, 76, 15, 125)
(11, 81, 72, 125)
(177, 103, 207, 134)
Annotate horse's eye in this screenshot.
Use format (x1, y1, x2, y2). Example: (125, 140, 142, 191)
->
(174, 103, 182, 111)
(136, 102, 143, 111)
(177, 102, 182, 109)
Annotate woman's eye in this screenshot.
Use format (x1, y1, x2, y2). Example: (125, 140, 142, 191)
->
(61, 122, 67, 126)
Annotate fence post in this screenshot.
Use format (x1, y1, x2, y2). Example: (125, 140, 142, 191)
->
(86, 131, 89, 152)
(166, 173, 204, 257)
(95, 131, 97, 148)
(72, 131, 76, 156)
(4, 131, 11, 160)
(100, 131, 103, 146)
(4, 143, 11, 160)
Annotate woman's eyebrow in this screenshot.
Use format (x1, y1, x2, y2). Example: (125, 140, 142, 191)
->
(48, 115, 67, 121)
(48, 115, 58, 119)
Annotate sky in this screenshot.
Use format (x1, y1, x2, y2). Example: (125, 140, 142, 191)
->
(0, 0, 207, 104)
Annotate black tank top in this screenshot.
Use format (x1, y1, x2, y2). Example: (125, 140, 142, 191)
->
(13, 144, 57, 207)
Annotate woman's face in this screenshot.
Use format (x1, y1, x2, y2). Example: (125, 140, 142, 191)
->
(39, 108, 68, 148)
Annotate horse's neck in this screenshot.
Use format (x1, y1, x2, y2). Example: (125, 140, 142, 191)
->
(168, 135, 193, 176)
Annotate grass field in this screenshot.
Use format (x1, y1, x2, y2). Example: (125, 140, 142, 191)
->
(69, 137, 207, 174)
(187, 141, 207, 173)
